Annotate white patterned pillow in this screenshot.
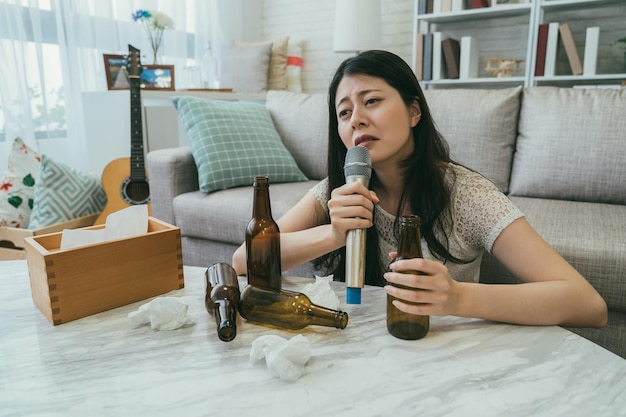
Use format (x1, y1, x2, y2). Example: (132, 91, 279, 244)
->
(29, 155, 107, 229)
(0, 138, 41, 228)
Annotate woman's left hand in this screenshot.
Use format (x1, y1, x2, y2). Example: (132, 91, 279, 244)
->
(383, 258, 461, 317)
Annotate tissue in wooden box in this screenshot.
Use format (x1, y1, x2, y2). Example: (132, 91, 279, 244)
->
(24, 216, 184, 325)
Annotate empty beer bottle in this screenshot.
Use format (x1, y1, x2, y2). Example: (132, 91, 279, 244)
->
(205, 263, 241, 342)
(246, 176, 282, 290)
(387, 215, 430, 340)
(239, 285, 349, 330)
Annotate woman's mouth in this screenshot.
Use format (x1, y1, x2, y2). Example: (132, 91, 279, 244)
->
(355, 136, 377, 146)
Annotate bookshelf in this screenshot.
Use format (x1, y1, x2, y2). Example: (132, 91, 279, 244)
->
(412, 0, 626, 89)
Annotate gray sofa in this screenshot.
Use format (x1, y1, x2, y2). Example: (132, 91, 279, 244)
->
(147, 87, 626, 358)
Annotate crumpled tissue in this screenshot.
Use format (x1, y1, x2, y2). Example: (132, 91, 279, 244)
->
(300, 274, 340, 310)
(250, 334, 311, 382)
(60, 205, 149, 250)
(128, 296, 196, 331)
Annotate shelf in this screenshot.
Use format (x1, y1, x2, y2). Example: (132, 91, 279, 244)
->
(540, 0, 624, 11)
(424, 76, 526, 86)
(417, 3, 531, 23)
(413, 0, 625, 89)
(534, 73, 626, 82)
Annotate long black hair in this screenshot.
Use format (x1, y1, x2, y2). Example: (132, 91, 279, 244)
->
(314, 50, 468, 286)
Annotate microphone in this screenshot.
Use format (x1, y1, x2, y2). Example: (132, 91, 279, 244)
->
(343, 146, 372, 305)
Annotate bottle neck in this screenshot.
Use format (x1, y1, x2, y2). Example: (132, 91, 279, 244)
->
(214, 300, 237, 342)
(397, 216, 423, 259)
(299, 298, 349, 329)
(252, 179, 272, 220)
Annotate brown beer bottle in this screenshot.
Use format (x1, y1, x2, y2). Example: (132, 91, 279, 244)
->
(205, 263, 241, 342)
(387, 215, 430, 340)
(239, 285, 349, 330)
(246, 176, 282, 290)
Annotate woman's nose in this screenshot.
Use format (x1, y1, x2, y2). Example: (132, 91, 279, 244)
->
(350, 106, 367, 128)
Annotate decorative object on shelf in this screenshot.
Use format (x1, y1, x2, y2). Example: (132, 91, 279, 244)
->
(141, 65, 175, 90)
(103, 54, 129, 90)
(131, 9, 173, 64)
(610, 36, 626, 72)
(485, 58, 523, 77)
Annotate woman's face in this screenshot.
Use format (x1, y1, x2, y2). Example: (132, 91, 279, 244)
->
(335, 74, 421, 170)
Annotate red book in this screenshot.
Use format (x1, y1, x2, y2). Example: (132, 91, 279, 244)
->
(472, 0, 489, 8)
(534, 23, 549, 76)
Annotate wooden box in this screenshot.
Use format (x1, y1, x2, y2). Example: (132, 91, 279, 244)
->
(0, 214, 99, 260)
(24, 216, 184, 325)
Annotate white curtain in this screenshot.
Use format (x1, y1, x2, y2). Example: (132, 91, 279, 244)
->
(0, 0, 231, 174)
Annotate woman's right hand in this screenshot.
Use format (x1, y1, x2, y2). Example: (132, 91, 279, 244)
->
(327, 181, 379, 247)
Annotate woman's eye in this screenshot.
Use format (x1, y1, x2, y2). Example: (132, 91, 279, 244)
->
(338, 109, 351, 118)
(365, 98, 379, 105)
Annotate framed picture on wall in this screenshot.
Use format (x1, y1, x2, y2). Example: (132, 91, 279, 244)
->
(103, 54, 130, 90)
(141, 65, 176, 91)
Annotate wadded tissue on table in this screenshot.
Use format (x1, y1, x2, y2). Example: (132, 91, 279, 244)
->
(248, 275, 338, 382)
(250, 334, 311, 382)
(128, 296, 197, 331)
(60, 205, 149, 250)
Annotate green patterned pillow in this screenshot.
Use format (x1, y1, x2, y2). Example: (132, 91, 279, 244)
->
(171, 96, 307, 193)
(29, 155, 107, 229)
(0, 138, 41, 228)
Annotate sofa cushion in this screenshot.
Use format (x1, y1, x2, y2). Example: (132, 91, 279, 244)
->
(510, 87, 626, 204)
(265, 90, 328, 180)
(424, 87, 521, 193)
(219, 43, 272, 93)
(236, 36, 289, 91)
(512, 196, 625, 314)
(173, 180, 319, 244)
(0, 138, 40, 228)
(172, 96, 308, 194)
(29, 155, 107, 229)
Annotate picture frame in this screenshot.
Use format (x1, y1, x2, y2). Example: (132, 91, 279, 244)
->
(103, 54, 176, 91)
(141, 65, 176, 91)
(103, 54, 130, 90)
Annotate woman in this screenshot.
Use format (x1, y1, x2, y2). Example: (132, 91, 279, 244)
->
(232, 50, 607, 328)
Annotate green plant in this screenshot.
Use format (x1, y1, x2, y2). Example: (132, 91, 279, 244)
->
(611, 36, 626, 51)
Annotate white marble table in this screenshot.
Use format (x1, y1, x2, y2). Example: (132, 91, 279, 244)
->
(1, 260, 625, 417)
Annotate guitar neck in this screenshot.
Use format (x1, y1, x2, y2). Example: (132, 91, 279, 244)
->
(129, 75, 146, 180)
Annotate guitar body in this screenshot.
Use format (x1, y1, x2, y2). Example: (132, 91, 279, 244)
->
(95, 157, 151, 224)
(95, 45, 152, 225)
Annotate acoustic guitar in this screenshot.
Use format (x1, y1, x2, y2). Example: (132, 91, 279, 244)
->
(96, 45, 151, 224)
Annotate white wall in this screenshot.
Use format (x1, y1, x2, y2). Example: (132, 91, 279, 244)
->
(259, 0, 414, 94)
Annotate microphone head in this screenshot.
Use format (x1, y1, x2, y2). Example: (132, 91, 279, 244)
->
(344, 146, 372, 180)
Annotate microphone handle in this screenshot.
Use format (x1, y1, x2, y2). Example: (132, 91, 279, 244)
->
(345, 176, 369, 294)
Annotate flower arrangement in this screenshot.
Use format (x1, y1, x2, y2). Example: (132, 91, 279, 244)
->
(132, 9, 174, 64)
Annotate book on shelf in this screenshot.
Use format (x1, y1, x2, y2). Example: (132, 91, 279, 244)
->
(442, 37, 461, 79)
(559, 23, 583, 76)
(544, 22, 560, 77)
(423, 33, 434, 81)
(451, 0, 464, 12)
(415, 33, 425, 80)
(472, 0, 489, 8)
(433, 0, 442, 14)
(432, 32, 444, 81)
(460, 36, 479, 79)
(418, 0, 427, 15)
(427, 0, 434, 13)
(534, 23, 549, 76)
(583, 26, 600, 76)
(441, 0, 452, 13)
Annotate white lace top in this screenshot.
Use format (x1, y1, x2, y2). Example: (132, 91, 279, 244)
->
(309, 163, 524, 283)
